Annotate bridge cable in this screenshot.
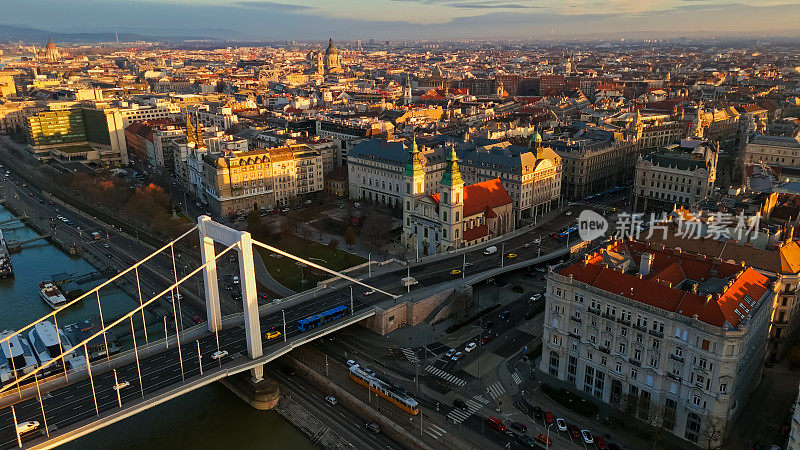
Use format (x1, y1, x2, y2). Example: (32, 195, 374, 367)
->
(169, 243, 186, 382)
(0, 225, 199, 350)
(129, 316, 145, 400)
(96, 291, 111, 366)
(134, 266, 149, 350)
(0, 241, 237, 395)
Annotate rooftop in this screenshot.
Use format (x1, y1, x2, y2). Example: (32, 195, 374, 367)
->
(557, 239, 773, 328)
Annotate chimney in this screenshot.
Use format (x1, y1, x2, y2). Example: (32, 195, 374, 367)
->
(640, 253, 653, 276)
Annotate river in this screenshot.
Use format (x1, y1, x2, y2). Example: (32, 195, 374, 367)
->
(0, 204, 312, 449)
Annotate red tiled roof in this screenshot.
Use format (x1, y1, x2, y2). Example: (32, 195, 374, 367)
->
(557, 240, 772, 327)
(462, 224, 488, 242)
(430, 178, 512, 218)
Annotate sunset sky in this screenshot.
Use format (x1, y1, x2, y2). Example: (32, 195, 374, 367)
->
(5, 0, 800, 40)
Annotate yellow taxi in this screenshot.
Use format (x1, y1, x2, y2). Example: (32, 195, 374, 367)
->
(450, 269, 462, 276)
(507, 253, 517, 259)
(265, 330, 282, 340)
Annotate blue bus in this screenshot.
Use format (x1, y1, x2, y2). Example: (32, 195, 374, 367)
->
(297, 305, 348, 332)
(555, 225, 579, 241)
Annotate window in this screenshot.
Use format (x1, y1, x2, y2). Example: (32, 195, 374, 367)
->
(652, 339, 660, 350)
(636, 333, 643, 344)
(720, 382, 727, 394)
(646, 374, 654, 386)
(548, 351, 560, 376)
(630, 368, 638, 380)
(601, 356, 607, 366)
(675, 347, 683, 358)
(615, 361, 622, 373)
(567, 356, 577, 384)
(618, 343, 626, 354)
(634, 349, 642, 361)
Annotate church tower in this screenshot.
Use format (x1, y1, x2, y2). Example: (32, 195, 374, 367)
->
(402, 135, 425, 253)
(403, 76, 412, 106)
(186, 113, 196, 146)
(438, 145, 464, 251)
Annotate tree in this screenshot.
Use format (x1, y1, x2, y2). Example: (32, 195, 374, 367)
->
(361, 212, 391, 248)
(702, 416, 728, 450)
(246, 210, 263, 238)
(344, 226, 356, 250)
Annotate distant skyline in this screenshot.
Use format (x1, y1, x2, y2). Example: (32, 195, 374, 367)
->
(4, 0, 800, 41)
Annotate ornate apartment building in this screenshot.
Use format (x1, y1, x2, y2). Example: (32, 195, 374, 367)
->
(541, 240, 773, 447)
(633, 139, 718, 212)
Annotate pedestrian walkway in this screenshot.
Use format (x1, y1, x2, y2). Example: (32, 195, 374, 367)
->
(401, 347, 419, 364)
(446, 394, 490, 424)
(425, 365, 467, 387)
(424, 422, 448, 440)
(487, 381, 505, 400)
(511, 372, 522, 386)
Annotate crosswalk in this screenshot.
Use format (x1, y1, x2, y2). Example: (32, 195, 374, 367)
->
(425, 365, 467, 387)
(511, 372, 522, 385)
(446, 394, 490, 424)
(401, 347, 419, 363)
(425, 422, 447, 439)
(487, 381, 505, 400)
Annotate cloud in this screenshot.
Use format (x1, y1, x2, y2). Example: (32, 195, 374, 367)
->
(234, 1, 312, 9)
(447, 2, 539, 8)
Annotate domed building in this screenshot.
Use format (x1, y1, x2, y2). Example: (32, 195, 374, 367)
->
(323, 37, 343, 74)
(43, 38, 60, 62)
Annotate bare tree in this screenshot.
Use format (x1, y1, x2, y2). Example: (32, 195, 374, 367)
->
(344, 226, 356, 250)
(702, 416, 728, 450)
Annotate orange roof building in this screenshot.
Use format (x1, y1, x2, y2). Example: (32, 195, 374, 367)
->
(402, 140, 514, 255)
(541, 238, 774, 446)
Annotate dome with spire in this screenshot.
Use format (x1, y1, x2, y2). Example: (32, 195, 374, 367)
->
(45, 38, 56, 50)
(325, 37, 338, 55)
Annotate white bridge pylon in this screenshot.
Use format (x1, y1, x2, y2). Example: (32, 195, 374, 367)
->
(198, 215, 398, 382)
(0, 216, 396, 405)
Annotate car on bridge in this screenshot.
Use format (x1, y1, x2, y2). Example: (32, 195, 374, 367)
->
(507, 253, 517, 259)
(211, 350, 228, 360)
(325, 395, 337, 406)
(193, 315, 204, 324)
(449, 269, 461, 276)
(265, 330, 281, 340)
(365, 422, 380, 434)
(16, 421, 39, 434)
(113, 381, 130, 390)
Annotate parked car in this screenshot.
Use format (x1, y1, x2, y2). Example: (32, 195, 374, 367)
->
(581, 429, 594, 444)
(498, 310, 510, 320)
(325, 395, 337, 406)
(464, 342, 477, 352)
(529, 293, 542, 302)
(445, 348, 456, 357)
(532, 406, 543, 419)
(486, 416, 506, 432)
(509, 421, 527, 433)
(453, 399, 468, 411)
(595, 436, 608, 449)
(451, 351, 463, 361)
(566, 424, 580, 439)
(544, 411, 554, 424)
(480, 336, 492, 345)
(556, 417, 567, 431)
(534, 434, 552, 446)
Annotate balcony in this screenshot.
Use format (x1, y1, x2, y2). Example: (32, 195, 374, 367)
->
(569, 332, 581, 339)
(602, 312, 615, 320)
(630, 359, 642, 367)
(667, 372, 682, 382)
(648, 329, 664, 338)
(670, 354, 684, 363)
(633, 324, 648, 332)
(588, 307, 601, 315)
(570, 316, 582, 323)
(616, 318, 631, 326)
(599, 346, 610, 354)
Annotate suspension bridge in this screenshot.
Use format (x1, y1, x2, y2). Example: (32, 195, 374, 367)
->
(0, 216, 397, 449)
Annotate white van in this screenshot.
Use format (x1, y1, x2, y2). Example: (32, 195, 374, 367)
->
(483, 246, 498, 255)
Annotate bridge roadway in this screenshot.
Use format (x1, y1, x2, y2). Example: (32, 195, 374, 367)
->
(0, 221, 569, 448)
